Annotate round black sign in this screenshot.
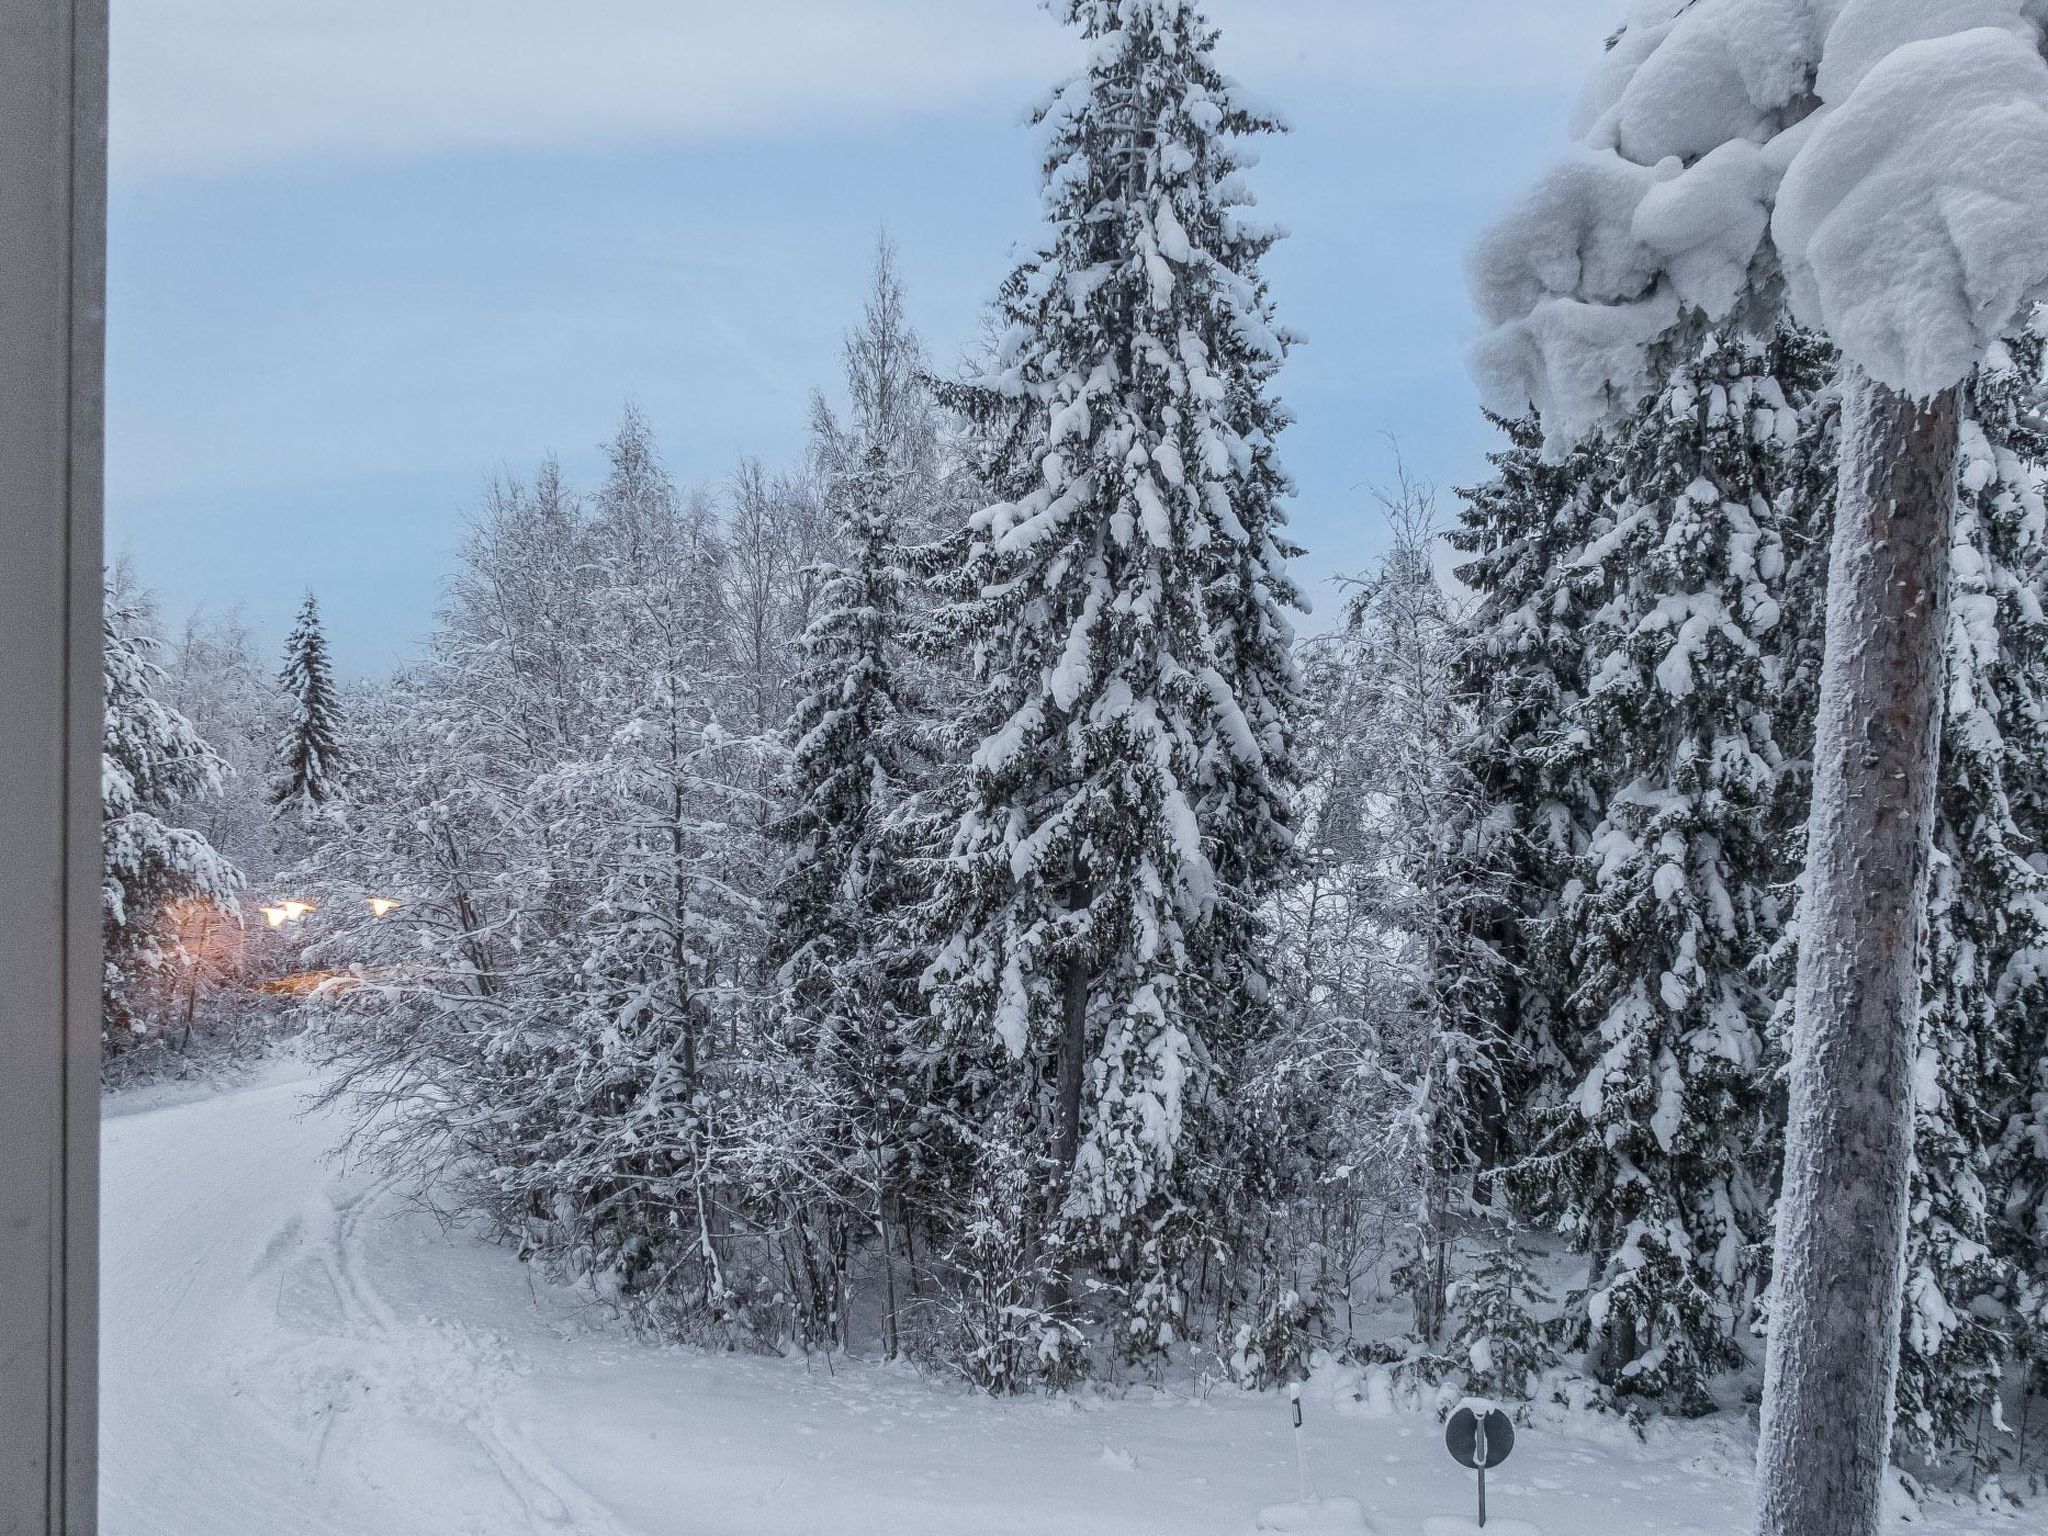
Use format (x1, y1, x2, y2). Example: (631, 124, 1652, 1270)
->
(1445, 1405, 1516, 1470)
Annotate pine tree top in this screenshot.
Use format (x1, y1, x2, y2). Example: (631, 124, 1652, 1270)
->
(273, 590, 345, 811)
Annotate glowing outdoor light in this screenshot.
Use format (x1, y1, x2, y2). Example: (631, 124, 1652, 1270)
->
(259, 900, 316, 929)
(367, 898, 401, 919)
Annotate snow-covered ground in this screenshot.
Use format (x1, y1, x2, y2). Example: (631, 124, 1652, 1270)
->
(100, 1066, 2022, 1535)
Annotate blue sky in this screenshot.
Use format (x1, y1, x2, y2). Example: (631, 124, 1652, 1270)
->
(107, 0, 1622, 674)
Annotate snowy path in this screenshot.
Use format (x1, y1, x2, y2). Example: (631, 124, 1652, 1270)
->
(101, 1067, 2017, 1536)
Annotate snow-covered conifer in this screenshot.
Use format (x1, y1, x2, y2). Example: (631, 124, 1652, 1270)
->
(1892, 335, 2048, 1452)
(925, 0, 1303, 1365)
(1756, 329, 2048, 1451)
(1468, 10, 2048, 1522)
(271, 592, 345, 814)
(1529, 327, 1818, 1412)
(1447, 1242, 1557, 1402)
(1436, 413, 1617, 1305)
(768, 250, 946, 1355)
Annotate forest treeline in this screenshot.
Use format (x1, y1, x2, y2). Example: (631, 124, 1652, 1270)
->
(100, 0, 2048, 1478)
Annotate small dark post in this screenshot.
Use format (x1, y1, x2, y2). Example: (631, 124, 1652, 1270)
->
(1446, 1403, 1515, 1531)
(1475, 1417, 1488, 1529)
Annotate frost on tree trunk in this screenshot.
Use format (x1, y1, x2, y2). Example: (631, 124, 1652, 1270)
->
(1754, 367, 1959, 1536)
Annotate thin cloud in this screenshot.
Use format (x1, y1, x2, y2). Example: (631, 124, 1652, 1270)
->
(112, 0, 1621, 180)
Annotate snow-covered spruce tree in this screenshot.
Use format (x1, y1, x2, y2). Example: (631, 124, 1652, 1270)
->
(1759, 334, 2048, 1454)
(1441, 332, 1833, 1408)
(272, 592, 345, 815)
(1470, 7, 2048, 1531)
(1433, 412, 1619, 1335)
(1888, 333, 2048, 1456)
(102, 580, 242, 1045)
(1524, 326, 1818, 1414)
(2010, 984, 2048, 1426)
(925, 0, 1302, 1374)
(767, 248, 945, 1358)
(1447, 1241, 1558, 1402)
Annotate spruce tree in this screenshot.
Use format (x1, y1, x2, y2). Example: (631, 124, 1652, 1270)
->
(2007, 981, 2048, 1426)
(1455, 325, 2048, 1433)
(1763, 331, 2048, 1452)
(1894, 335, 2048, 1452)
(925, 0, 1302, 1367)
(773, 466, 920, 1043)
(1435, 412, 1616, 1325)
(1444, 329, 1832, 1412)
(1464, 11, 2048, 1519)
(1447, 1242, 1557, 1401)
(272, 592, 345, 813)
(767, 250, 940, 1357)
(1530, 328, 1819, 1412)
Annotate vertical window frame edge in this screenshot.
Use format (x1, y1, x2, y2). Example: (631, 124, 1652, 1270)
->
(0, 0, 107, 1531)
(65, 1, 108, 1531)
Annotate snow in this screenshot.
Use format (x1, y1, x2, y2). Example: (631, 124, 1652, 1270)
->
(1254, 1497, 1374, 1532)
(1468, 152, 1664, 331)
(1473, 0, 2048, 438)
(97, 1065, 2022, 1536)
(1631, 142, 1775, 319)
(1156, 199, 1194, 265)
(1578, 0, 1822, 164)
(1774, 27, 2048, 395)
(995, 949, 1033, 1056)
(1816, 0, 2039, 101)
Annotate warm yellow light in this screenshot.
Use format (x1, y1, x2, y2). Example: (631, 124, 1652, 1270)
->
(261, 900, 316, 928)
(367, 898, 400, 919)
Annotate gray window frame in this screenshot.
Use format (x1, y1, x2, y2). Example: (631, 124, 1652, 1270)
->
(1, 1, 107, 1532)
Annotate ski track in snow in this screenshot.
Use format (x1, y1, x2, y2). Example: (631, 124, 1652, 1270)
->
(101, 1065, 2027, 1536)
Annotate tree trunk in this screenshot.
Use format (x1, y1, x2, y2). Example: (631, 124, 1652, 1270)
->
(670, 767, 699, 1087)
(1752, 366, 1959, 1536)
(440, 824, 497, 1000)
(1054, 873, 1094, 1174)
(1054, 955, 1089, 1172)
(1046, 905, 1092, 1315)
(1408, 1147, 1452, 1345)
(878, 1150, 900, 1362)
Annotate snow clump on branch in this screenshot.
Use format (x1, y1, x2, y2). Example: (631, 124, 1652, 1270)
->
(1470, 0, 2048, 443)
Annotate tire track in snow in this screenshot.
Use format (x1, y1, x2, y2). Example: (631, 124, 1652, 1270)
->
(292, 1176, 640, 1536)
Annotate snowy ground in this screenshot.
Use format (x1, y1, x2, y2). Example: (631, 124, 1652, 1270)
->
(101, 1066, 2027, 1536)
